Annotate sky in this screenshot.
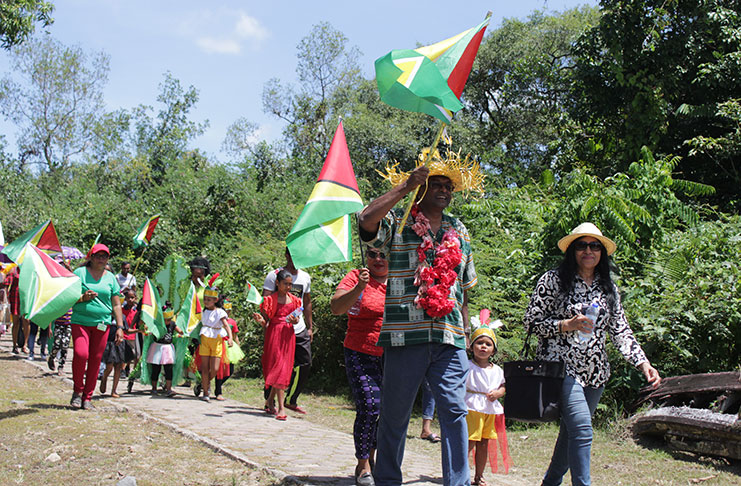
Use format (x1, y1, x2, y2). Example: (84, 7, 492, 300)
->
(0, 0, 597, 160)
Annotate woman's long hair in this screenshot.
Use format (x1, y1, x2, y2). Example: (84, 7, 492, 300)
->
(556, 238, 617, 312)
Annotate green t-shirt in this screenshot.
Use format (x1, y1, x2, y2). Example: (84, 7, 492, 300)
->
(71, 267, 121, 327)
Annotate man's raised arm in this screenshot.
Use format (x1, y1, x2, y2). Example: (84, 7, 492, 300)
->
(358, 165, 430, 235)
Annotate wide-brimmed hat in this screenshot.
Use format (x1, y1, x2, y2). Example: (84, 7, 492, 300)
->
(557, 222, 616, 256)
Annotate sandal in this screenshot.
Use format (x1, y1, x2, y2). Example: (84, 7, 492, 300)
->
(472, 476, 487, 486)
(264, 405, 277, 415)
(275, 414, 287, 421)
(421, 433, 441, 443)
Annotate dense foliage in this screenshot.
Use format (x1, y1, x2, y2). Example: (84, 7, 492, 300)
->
(2, 2, 739, 417)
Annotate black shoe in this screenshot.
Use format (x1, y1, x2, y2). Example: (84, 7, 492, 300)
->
(127, 379, 134, 394)
(193, 383, 202, 397)
(47, 356, 56, 371)
(70, 393, 82, 408)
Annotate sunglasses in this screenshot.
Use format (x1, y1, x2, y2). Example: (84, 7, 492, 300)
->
(366, 250, 387, 260)
(574, 241, 604, 252)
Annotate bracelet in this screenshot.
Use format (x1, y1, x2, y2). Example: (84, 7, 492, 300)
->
(559, 320, 564, 333)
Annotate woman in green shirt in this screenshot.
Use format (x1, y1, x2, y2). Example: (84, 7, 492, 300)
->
(70, 244, 124, 410)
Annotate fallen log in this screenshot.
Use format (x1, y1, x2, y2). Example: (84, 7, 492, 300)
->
(632, 406, 741, 460)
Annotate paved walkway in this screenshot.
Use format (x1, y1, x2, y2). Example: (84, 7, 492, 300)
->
(1, 333, 530, 486)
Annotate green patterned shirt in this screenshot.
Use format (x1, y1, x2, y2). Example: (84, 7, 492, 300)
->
(361, 207, 477, 349)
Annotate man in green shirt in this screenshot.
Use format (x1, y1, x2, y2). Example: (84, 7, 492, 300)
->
(359, 157, 480, 486)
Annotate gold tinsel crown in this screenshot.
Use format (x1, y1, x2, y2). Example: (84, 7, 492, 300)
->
(379, 146, 485, 195)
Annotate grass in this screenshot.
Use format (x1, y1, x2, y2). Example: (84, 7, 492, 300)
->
(221, 376, 741, 485)
(0, 358, 279, 486)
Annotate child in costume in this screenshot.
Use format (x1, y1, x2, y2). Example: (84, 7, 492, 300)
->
(253, 269, 301, 421)
(48, 308, 72, 375)
(198, 287, 233, 402)
(146, 308, 182, 396)
(466, 309, 512, 486)
(214, 299, 243, 400)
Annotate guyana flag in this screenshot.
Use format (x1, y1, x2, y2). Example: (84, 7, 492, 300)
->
(286, 122, 363, 269)
(133, 215, 160, 249)
(374, 14, 490, 123)
(1, 220, 63, 263)
(140, 277, 166, 339)
(245, 280, 263, 305)
(176, 281, 202, 338)
(18, 244, 81, 329)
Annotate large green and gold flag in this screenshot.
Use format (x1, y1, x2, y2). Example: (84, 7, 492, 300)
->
(133, 215, 160, 249)
(141, 277, 166, 339)
(286, 122, 363, 269)
(374, 15, 490, 123)
(176, 281, 202, 338)
(1, 219, 63, 263)
(18, 244, 81, 329)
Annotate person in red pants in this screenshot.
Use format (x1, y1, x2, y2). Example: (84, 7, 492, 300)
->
(70, 244, 124, 410)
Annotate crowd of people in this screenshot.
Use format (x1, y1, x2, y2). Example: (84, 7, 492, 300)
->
(0, 152, 663, 486)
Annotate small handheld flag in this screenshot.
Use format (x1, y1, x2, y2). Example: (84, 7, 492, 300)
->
(245, 281, 263, 305)
(18, 244, 81, 329)
(286, 122, 364, 269)
(133, 215, 160, 249)
(176, 281, 203, 338)
(140, 277, 166, 339)
(1, 220, 63, 263)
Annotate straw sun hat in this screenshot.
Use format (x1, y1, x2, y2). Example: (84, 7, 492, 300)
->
(557, 222, 617, 256)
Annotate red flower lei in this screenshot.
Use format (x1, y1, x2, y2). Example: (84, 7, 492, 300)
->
(410, 205, 463, 318)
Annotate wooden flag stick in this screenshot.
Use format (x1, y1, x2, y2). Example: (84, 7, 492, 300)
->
(396, 121, 447, 234)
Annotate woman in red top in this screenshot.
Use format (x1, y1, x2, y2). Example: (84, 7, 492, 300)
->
(253, 269, 302, 421)
(331, 247, 388, 485)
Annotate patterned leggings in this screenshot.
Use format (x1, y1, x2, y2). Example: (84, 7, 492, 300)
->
(51, 325, 72, 369)
(344, 347, 383, 459)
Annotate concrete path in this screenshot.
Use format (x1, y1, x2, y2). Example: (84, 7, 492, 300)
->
(1, 333, 530, 485)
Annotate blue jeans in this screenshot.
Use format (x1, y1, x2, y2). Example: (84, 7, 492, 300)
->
(542, 375, 604, 486)
(374, 343, 469, 486)
(421, 379, 436, 420)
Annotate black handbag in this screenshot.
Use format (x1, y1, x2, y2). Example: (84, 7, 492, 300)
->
(503, 328, 565, 422)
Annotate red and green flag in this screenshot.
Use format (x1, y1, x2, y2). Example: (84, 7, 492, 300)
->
(133, 215, 160, 249)
(1, 219, 63, 263)
(245, 281, 263, 306)
(286, 122, 364, 269)
(18, 244, 81, 329)
(374, 14, 490, 123)
(176, 281, 202, 338)
(141, 277, 166, 339)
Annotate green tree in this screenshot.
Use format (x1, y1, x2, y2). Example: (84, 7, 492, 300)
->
(463, 7, 601, 185)
(263, 22, 362, 175)
(0, 0, 53, 49)
(0, 35, 109, 172)
(569, 0, 741, 203)
(132, 73, 208, 185)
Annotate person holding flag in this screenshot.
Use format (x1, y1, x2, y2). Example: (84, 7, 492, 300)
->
(358, 147, 484, 486)
(70, 243, 124, 410)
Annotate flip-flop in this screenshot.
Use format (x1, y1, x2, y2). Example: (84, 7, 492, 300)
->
(421, 433, 441, 443)
(275, 414, 287, 421)
(264, 405, 277, 415)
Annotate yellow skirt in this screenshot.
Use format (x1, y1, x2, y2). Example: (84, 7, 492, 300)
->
(466, 410, 498, 441)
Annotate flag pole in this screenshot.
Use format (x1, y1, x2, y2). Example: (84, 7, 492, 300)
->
(132, 244, 149, 276)
(396, 121, 447, 234)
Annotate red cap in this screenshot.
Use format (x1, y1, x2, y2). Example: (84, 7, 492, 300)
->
(88, 243, 110, 258)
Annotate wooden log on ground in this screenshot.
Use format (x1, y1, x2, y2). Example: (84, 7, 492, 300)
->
(632, 406, 741, 461)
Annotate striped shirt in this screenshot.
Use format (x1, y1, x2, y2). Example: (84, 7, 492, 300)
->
(362, 207, 477, 349)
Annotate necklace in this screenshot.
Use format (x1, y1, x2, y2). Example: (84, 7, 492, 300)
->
(410, 205, 463, 318)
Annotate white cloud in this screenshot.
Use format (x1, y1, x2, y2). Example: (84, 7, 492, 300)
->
(235, 13, 268, 41)
(196, 37, 242, 55)
(184, 9, 269, 56)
